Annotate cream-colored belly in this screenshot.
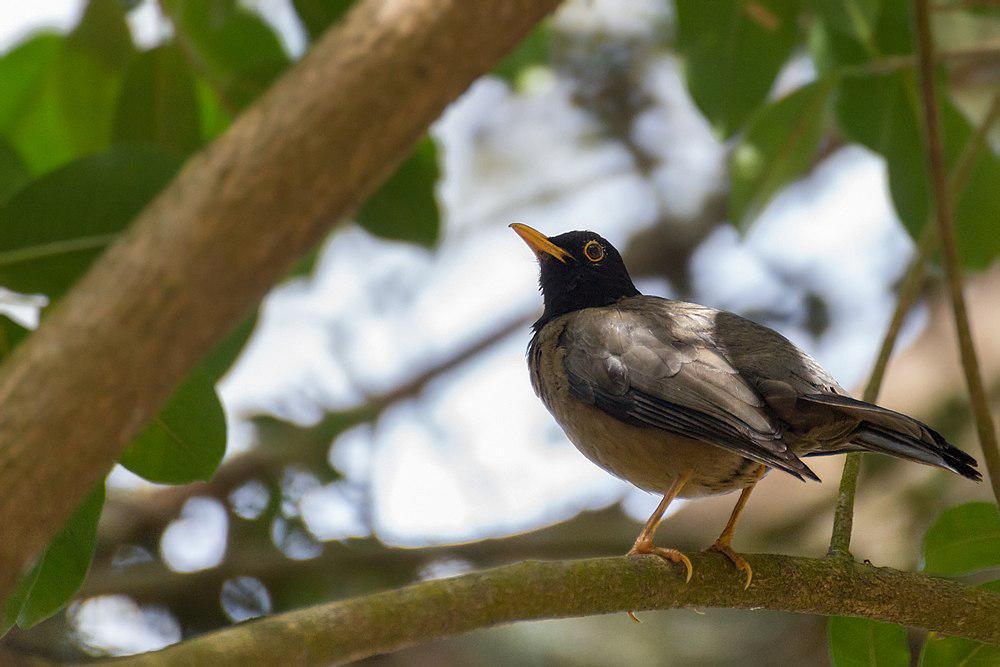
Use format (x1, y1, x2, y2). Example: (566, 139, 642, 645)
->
(532, 322, 761, 497)
(553, 395, 757, 497)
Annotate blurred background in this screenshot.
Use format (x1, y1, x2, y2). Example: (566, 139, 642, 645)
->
(0, 0, 997, 664)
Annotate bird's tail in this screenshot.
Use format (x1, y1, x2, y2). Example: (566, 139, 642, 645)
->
(799, 393, 981, 481)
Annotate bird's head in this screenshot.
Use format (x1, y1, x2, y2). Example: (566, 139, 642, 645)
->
(510, 223, 640, 329)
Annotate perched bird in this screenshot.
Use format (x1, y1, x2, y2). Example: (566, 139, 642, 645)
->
(511, 223, 980, 588)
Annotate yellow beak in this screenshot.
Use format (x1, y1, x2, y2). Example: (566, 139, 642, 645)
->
(509, 223, 572, 264)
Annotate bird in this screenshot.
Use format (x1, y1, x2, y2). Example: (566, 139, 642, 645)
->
(511, 223, 980, 590)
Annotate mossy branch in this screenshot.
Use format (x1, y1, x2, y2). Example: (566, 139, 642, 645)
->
(105, 554, 1000, 665)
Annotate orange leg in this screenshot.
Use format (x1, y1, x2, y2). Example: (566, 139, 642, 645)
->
(626, 470, 694, 622)
(706, 464, 765, 589)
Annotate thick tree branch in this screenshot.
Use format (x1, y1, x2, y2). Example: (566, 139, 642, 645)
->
(105, 555, 1000, 665)
(914, 0, 1000, 504)
(0, 0, 562, 598)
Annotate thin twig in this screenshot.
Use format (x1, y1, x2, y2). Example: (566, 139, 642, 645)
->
(827, 88, 1000, 557)
(838, 45, 1000, 77)
(914, 0, 1000, 505)
(827, 225, 936, 557)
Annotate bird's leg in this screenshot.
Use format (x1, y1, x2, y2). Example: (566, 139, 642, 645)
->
(706, 464, 765, 589)
(628, 469, 694, 582)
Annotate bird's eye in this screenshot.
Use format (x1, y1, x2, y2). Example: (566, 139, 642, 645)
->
(583, 240, 604, 262)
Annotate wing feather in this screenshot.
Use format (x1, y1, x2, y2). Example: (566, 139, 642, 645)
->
(561, 304, 818, 481)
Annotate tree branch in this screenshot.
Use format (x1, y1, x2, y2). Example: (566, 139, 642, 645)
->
(913, 0, 1000, 505)
(0, 0, 562, 599)
(103, 555, 1000, 665)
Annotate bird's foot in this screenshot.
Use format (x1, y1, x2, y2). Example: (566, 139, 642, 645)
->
(706, 540, 752, 589)
(626, 540, 693, 623)
(628, 540, 693, 583)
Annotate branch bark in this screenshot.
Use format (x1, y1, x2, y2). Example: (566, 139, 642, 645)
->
(104, 555, 1000, 665)
(0, 0, 562, 599)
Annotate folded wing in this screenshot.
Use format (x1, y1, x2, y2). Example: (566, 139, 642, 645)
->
(560, 303, 819, 481)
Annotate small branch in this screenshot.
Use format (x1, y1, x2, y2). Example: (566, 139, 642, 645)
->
(838, 46, 1000, 77)
(828, 85, 1000, 556)
(914, 0, 1000, 505)
(104, 555, 1000, 665)
(828, 226, 935, 557)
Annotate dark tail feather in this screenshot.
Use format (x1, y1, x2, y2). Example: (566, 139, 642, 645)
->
(799, 394, 981, 481)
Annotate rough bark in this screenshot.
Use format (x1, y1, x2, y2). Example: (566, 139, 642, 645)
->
(0, 0, 561, 598)
(106, 554, 1000, 666)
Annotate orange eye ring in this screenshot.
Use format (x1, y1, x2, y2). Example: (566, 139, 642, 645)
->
(583, 240, 604, 262)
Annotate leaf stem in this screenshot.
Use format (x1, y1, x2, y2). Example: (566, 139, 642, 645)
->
(913, 0, 1000, 506)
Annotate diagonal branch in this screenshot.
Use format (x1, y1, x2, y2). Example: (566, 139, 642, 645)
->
(914, 0, 1000, 505)
(0, 0, 563, 600)
(103, 555, 1000, 665)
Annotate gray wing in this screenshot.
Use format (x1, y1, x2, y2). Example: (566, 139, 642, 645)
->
(560, 298, 819, 481)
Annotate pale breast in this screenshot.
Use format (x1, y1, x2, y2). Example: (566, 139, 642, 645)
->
(529, 316, 762, 497)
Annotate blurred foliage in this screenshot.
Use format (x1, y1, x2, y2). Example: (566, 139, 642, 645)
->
(827, 616, 910, 666)
(159, 0, 289, 111)
(670, 0, 1000, 267)
(0, 146, 180, 298)
(292, 0, 356, 40)
(675, 0, 803, 139)
(729, 79, 835, 227)
(1, 483, 104, 633)
(922, 502, 1000, 575)
(356, 137, 441, 247)
(119, 368, 227, 485)
(113, 44, 202, 156)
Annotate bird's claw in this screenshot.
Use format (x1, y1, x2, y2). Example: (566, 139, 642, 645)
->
(628, 540, 694, 583)
(706, 541, 752, 589)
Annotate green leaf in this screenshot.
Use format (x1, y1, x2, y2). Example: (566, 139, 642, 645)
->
(0, 141, 29, 204)
(729, 79, 834, 227)
(922, 502, 1000, 575)
(356, 136, 440, 247)
(493, 26, 550, 85)
(119, 367, 227, 484)
(0, 146, 181, 299)
(2, 482, 105, 633)
(161, 0, 290, 110)
(675, 0, 802, 138)
(201, 313, 258, 383)
(0, 316, 30, 363)
(292, 0, 355, 40)
(0, 34, 74, 174)
(828, 616, 910, 667)
(113, 43, 203, 156)
(195, 78, 233, 141)
(0, 2, 135, 174)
